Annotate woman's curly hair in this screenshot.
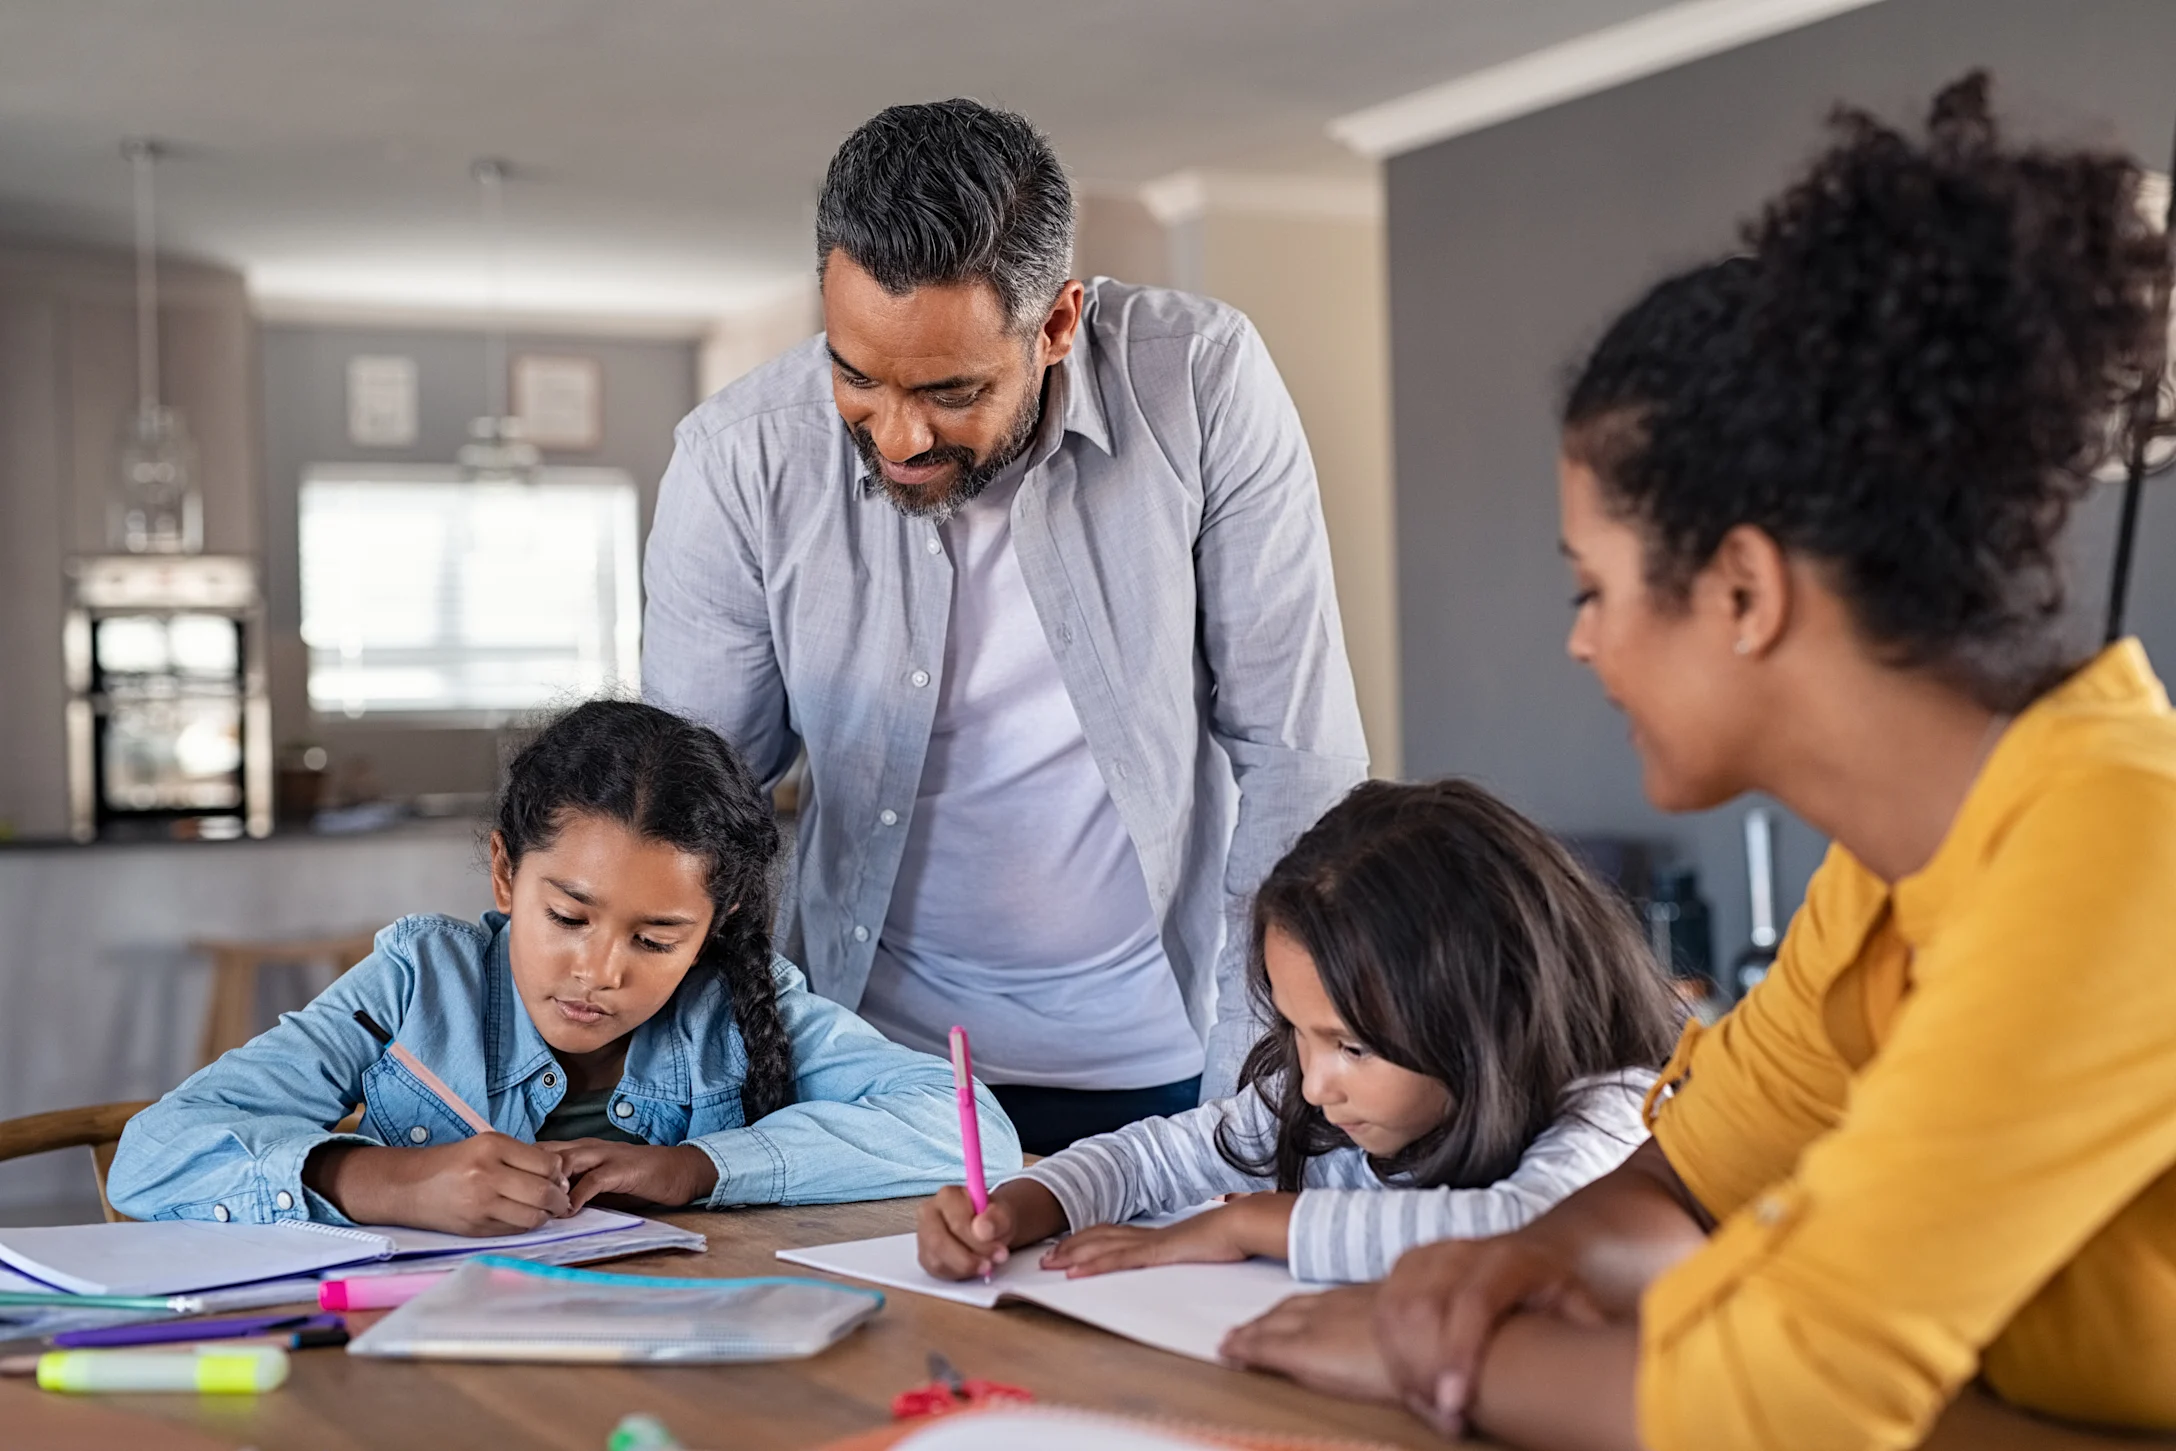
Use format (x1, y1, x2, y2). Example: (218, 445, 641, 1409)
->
(1565, 72, 2171, 710)
(495, 700, 794, 1121)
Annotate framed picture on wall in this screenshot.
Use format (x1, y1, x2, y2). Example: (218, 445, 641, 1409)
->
(511, 353, 603, 451)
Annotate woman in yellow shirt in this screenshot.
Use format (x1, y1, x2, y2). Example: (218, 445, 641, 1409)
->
(1224, 74, 2176, 1449)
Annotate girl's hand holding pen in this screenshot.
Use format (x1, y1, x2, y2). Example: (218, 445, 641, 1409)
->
(303, 1135, 571, 1236)
(917, 1179, 1067, 1280)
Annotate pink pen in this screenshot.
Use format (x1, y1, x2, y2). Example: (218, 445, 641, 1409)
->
(949, 1026, 994, 1283)
(948, 1025, 989, 1217)
(318, 1270, 449, 1311)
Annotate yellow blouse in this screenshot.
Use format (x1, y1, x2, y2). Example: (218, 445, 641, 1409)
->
(1638, 641, 2176, 1451)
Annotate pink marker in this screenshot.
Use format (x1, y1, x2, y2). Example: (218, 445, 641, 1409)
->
(318, 1270, 449, 1311)
(949, 1025, 989, 1217)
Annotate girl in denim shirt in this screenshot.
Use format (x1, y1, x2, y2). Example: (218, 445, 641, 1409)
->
(110, 701, 1021, 1233)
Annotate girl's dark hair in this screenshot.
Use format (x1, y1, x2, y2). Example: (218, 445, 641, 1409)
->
(495, 700, 794, 1121)
(1564, 72, 2172, 711)
(1221, 779, 1683, 1193)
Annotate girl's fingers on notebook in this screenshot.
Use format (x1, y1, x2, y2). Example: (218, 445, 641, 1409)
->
(1041, 1215, 1245, 1277)
(563, 1144, 719, 1213)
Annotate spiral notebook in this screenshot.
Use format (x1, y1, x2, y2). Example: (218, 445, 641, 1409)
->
(0, 1207, 655, 1298)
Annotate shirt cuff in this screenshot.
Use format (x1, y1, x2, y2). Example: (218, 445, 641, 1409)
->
(692, 1126, 787, 1207)
(258, 1131, 376, 1225)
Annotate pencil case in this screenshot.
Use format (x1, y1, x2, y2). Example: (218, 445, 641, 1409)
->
(346, 1256, 883, 1364)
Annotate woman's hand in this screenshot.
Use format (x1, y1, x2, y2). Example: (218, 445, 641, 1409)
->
(1040, 1193, 1296, 1278)
(916, 1178, 1070, 1280)
(553, 1140, 718, 1212)
(304, 1134, 571, 1236)
(1220, 1285, 1402, 1404)
(1374, 1230, 1610, 1430)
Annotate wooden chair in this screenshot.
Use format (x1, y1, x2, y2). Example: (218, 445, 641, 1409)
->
(0, 1101, 154, 1223)
(191, 931, 379, 1067)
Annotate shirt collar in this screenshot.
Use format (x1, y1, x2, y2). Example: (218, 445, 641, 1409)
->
(1053, 300, 1114, 456)
(483, 911, 556, 1093)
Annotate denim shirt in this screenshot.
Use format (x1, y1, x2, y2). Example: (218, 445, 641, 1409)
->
(108, 912, 1020, 1225)
(642, 279, 1371, 1101)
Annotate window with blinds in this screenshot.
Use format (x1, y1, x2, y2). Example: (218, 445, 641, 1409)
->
(299, 466, 642, 720)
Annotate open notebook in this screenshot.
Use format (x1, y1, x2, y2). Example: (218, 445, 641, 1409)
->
(0, 1206, 679, 1298)
(776, 1215, 1328, 1364)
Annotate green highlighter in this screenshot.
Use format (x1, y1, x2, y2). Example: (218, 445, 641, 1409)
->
(0, 1344, 290, 1394)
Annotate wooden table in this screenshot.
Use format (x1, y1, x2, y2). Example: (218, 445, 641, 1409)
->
(0, 1198, 1448, 1450)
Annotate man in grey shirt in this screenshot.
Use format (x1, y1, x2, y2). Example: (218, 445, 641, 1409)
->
(643, 100, 1366, 1152)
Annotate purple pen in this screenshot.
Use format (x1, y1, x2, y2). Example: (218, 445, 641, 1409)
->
(52, 1311, 343, 1350)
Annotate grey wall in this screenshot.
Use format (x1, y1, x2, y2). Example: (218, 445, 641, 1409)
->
(1386, 0, 2176, 976)
(259, 324, 698, 800)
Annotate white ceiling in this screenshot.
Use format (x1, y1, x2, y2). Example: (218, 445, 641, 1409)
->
(0, 0, 1681, 326)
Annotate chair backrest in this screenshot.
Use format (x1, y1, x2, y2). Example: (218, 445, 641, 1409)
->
(192, 931, 379, 1066)
(0, 1101, 156, 1223)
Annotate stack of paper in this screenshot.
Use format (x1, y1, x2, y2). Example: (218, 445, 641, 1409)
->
(0, 1208, 705, 1342)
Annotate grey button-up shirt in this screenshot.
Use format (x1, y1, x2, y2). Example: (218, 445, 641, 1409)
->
(642, 278, 1368, 1099)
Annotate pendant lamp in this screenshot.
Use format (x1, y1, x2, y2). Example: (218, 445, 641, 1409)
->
(112, 138, 203, 553)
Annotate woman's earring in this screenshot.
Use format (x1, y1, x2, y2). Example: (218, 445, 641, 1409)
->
(1734, 638, 1752, 656)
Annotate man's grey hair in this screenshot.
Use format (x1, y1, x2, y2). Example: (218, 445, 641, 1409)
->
(816, 99, 1075, 331)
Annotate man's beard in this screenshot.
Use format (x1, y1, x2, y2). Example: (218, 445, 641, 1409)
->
(854, 376, 1044, 524)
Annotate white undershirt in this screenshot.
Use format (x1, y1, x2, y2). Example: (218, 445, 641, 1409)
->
(858, 452, 1205, 1091)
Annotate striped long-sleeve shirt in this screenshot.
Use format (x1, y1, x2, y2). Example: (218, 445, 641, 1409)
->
(1018, 1069, 1656, 1283)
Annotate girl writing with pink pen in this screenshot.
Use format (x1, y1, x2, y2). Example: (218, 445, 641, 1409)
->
(916, 778, 1682, 1284)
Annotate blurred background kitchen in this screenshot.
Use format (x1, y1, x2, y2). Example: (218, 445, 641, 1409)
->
(3, 0, 2173, 1220)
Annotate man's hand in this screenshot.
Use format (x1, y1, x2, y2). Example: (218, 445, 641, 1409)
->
(1040, 1193, 1295, 1277)
(304, 1135, 571, 1236)
(1220, 1285, 1402, 1405)
(916, 1178, 1069, 1280)
(553, 1140, 718, 1212)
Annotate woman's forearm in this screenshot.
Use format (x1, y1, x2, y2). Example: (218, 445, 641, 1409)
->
(1468, 1315, 1642, 1451)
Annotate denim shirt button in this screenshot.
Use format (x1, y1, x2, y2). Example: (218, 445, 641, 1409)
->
(409, 1126, 429, 1143)
(852, 925, 870, 943)
(910, 669, 930, 688)
(275, 1191, 294, 1211)
(878, 809, 898, 827)
(213, 1203, 230, 1222)
(613, 1101, 635, 1119)
(542, 1070, 558, 1088)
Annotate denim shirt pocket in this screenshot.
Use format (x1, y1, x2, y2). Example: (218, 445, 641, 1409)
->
(361, 1057, 477, 1148)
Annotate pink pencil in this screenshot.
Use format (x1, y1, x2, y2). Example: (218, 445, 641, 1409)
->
(948, 1026, 989, 1216)
(354, 1010, 494, 1136)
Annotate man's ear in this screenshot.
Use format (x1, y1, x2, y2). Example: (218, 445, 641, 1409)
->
(488, 831, 517, 913)
(1037, 280, 1085, 368)
(1708, 524, 1793, 659)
